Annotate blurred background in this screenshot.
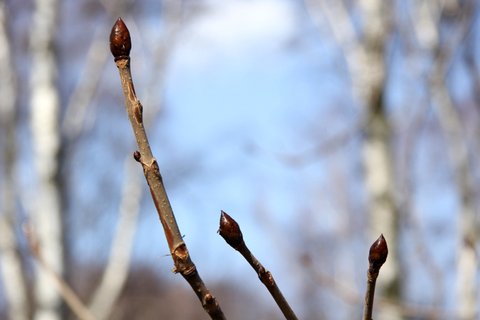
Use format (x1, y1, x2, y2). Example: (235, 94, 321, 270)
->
(1, 0, 480, 319)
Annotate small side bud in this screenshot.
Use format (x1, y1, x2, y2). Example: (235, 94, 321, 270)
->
(133, 151, 141, 162)
(218, 210, 244, 249)
(368, 234, 388, 270)
(110, 18, 131, 59)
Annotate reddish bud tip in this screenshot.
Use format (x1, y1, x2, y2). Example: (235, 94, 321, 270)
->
(218, 210, 244, 249)
(110, 18, 131, 59)
(133, 151, 141, 162)
(368, 234, 388, 270)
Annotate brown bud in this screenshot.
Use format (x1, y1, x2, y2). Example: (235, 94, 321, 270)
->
(218, 210, 244, 249)
(110, 18, 131, 59)
(368, 234, 388, 270)
(133, 151, 141, 162)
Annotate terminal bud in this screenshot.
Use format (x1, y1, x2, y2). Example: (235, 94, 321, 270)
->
(110, 18, 131, 59)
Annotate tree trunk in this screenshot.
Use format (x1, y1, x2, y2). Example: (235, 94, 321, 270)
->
(357, 0, 402, 318)
(29, 0, 63, 319)
(0, 2, 30, 319)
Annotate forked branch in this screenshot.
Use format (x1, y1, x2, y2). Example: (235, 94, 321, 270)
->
(218, 211, 298, 320)
(109, 18, 225, 320)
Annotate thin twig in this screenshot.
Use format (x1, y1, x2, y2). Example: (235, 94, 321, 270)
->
(363, 234, 388, 320)
(218, 211, 298, 320)
(23, 223, 96, 320)
(88, 157, 141, 319)
(109, 18, 225, 320)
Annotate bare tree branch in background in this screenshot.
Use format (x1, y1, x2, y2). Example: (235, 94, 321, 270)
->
(61, 0, 140, 141)
(141, 0, 185, 116)
(24, 224, 95, 320)
(309, 1, 402, 317)
(0, 5, 29, 319)
(420, 2, 479, 317)
(258, 201, 453, 318)
(87, 158, 141, 319)
(354, 3, 402, 318)
(300, 250, 458, 318)
(63, 2, 139, 318)
(463, 16, 480, 164)
(275, 128, 358, 166)
(61, 26, 110, 141)
(82, 18, 144, 313)
(29, 0, 64, 319)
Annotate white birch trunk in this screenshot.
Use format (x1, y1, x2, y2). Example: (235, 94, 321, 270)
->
(29, 0, 63, 319)
(0, 2, 29, 319)
(357, 1, 402, 319)
(311, 1, 401, 317)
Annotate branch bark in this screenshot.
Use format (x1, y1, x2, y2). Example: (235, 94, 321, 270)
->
(109, 18, 225, 320)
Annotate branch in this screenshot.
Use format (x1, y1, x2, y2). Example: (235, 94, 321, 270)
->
(109, 18, 225, 320)
(218, 211, 298, 320)
(363, 234, 388, 320)
(62, 27, 109, 141)
(88, 157, 141, 319)
(24, 224, 95, 320)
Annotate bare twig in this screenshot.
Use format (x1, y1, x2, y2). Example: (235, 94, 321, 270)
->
(62, 27, 109, 140)
(88, 157, 141, 319)
(363, 234, 388, 320)
(218, 211, 298, 320)
(23, 223, 96, 320)
(109, 18, 225, 320)
(425, 5, 478, 318)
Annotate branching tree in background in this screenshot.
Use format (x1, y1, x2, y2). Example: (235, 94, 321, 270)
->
(422, 2, 478, 318)
(300, 0, 480, 318)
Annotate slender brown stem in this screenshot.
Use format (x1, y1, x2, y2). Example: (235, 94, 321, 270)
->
(364, 270, 378, 320)
(219, 211, 298, 320)
(109, 18, 225, 320)
(363, 234, 388, 320)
